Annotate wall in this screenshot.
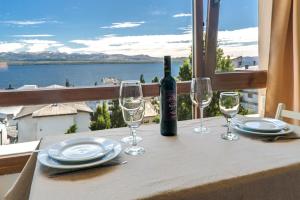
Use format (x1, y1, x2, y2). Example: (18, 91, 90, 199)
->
(17, 117, 37, 142)
(36, 115, 75, 139)
(75, 112, 91, 132)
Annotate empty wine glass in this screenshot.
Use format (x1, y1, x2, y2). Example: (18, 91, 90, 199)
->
(119, 80, 143, 145)
(219, 92, 240, 141)
(119, 80, 145, 155)
(190, 77, 213, 133)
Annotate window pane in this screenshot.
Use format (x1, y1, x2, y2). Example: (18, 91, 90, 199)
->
(215, 0, 258, 73)
(0, 0, 192, 89)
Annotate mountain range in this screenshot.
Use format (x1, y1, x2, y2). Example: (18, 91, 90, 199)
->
(0, 52, 185, 65)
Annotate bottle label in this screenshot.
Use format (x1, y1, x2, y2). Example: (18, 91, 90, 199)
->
(165, 90, 177, 120)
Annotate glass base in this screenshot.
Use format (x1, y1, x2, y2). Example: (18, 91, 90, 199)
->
(221, 133, 239, 141)
(121, 136, 142, 144)
(124, 146, 145, 156)
(194, 126, 210, 134)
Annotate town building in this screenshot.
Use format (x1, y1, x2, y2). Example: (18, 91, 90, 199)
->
(14, 102, 92, 142)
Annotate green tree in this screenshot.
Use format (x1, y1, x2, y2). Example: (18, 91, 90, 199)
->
(102, 103, 111, 129)
(152, 115, 160, 124)
(204, 48, 248, 116)
(152, 76, 159, 83)
(216, 48, 234, 73)
(66, 124, 77, 134)
(6, 84, 14, 90)
(140, 74, 145, 83)
(110, 99, 127, 128)
(65, 79, 70, 87)
(177, 47, 249, 119)
(90, 102, 111, 130)
(177, 57, 193, 121)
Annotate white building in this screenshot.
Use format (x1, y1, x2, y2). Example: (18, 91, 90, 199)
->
(239, 89, 259, 113)
(231, 56, 259, 69)
(143, 98, 159, 124)
(15, 102, 92, 143)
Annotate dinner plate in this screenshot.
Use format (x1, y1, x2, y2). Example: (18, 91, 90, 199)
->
(38, 138, 122, 169)
(232, 123, 293, 136)
(233, 117, 287, 133)
(47, 137, 114, 163)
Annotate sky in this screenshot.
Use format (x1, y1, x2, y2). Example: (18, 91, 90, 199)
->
(0, 0, 258, 57)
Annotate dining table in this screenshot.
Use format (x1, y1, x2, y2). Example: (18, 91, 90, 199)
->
(5, 116, 300, 200)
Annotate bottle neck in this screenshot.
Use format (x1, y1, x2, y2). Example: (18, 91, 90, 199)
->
(164, 70, 171, 77)
(164, 65, 171, 77)
(164, 56, 171, 77)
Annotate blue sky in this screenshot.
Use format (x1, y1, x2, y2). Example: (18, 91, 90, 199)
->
(0, 0, 258, 57)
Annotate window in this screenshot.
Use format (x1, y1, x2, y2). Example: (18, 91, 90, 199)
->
(0, 0, 267, 174)
(0, 0, 192, 89)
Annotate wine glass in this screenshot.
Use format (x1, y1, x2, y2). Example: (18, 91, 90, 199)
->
(190, 77, 213, 133)
(119, 80, 143, 145)
(119, 80, 145, 155)
(219, 92, 240, 141)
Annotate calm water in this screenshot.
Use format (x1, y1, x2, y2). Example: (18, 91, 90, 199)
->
(0, 62, 182, 89)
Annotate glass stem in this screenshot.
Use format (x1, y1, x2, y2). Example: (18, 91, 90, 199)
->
(129, 113, 137, 146)
(131, 128, 137, 146)
(200, 107, 204, 129)
(227, 118, 232, 135)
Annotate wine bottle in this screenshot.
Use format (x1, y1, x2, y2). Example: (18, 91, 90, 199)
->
(160, 56, 177, 136)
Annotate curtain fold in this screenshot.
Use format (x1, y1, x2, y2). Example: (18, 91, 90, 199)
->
(263, 0, 300, 123)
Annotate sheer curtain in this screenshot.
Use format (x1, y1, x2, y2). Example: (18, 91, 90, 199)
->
(259, 0, 300, 123)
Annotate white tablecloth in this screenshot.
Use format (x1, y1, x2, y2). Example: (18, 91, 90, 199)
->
(5, 117, 300, 200)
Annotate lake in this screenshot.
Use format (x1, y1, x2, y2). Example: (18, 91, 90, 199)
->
(0, 62, 182, 89)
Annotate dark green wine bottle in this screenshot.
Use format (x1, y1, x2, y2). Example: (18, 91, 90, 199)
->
(160, 56, 177, 136)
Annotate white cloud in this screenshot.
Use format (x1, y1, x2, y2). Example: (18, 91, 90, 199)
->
(20, 39, 59, 44)
(0, 27, 258, 58)
(1, 20, 60, 26)
(13, 34, 55, 38)
(59, 33, 192, 57)
(101, 21, 145, 29)
(178, 25, 192, 34)
(218, 27, 258, 57)
(1, 20, 46, 25)
(0, 42, 24, 52)
(173, 13, 192, 18)
(21, 39, 63, 53)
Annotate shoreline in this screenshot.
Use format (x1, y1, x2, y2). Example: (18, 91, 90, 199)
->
(5, 59, 185, 66)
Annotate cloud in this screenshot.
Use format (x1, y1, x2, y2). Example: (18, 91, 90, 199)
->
(178, 25, 192, 34)
(20, 39, 63, 53)
(218, 27, 258, 57)
(20, 39, 59, 44)
(0, 42, 24, 52)
(1, 20, 46, 25)
(173, 13, 192, 18)
(12, 34, 55, 38)
(0, 27, 258, 58)
(59, 33, 193, 57)
(1, 19, 60, 26)
(101, 21, 145, 29)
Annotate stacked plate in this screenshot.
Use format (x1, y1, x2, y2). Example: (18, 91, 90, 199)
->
(232, 117, 293, 136)
(38, 137, 122, 169)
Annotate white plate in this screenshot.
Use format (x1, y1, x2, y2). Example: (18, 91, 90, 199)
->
(38, 138, 122, 169)
(47, 137, 114, 163)
(232, 123, 293, 136)
(233, 117, 287, 133)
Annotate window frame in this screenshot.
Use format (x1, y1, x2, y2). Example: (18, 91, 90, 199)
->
(195, 0, 267, 89)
